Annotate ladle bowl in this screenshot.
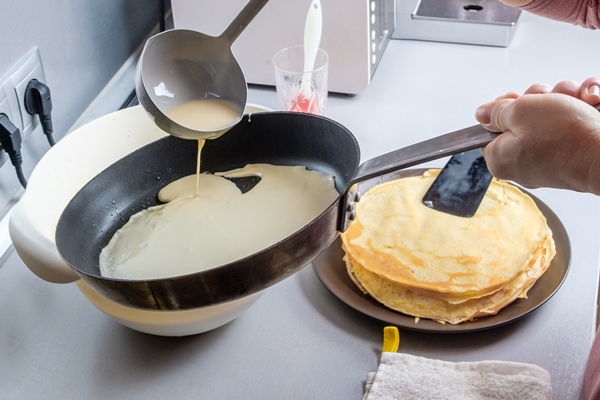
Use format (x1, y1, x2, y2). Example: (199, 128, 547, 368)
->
(135, 0, 269, 140)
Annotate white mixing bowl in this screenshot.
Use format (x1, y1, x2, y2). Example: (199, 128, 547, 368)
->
(9, 104, 270, 336)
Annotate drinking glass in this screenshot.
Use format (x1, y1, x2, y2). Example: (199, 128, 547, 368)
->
(273, 45, 329, 115)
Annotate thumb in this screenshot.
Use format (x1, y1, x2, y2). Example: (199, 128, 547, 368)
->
(475, 98, 513, 132)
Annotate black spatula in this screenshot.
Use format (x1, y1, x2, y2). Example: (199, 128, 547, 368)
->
(422, 148, 493, 218)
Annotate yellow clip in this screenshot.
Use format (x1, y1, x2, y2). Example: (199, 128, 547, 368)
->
(382, 326, 400, 353)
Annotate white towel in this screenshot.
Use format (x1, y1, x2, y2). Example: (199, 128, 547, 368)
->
(363, 353, 552, 400)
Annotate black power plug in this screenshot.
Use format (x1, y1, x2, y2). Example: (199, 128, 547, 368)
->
(0, 113, 27, 189)
(25, 78, 55, 147)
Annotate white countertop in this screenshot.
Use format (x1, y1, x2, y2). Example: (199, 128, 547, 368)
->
(2, 11, 600, 400)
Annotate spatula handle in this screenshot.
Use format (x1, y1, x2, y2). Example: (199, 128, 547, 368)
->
(353, 124, 498, 185)
(300, 0, 323, 95)
(338, 124, 499, 231)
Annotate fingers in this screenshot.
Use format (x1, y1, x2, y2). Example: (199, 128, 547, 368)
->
(514, 78, 600, 101)
(552, 80, 581, 97)
(524, 83, 551, 95)
(581, 77, 600, 106)
(497, 91, 520, 100)
(476, 77, 600, 131)
(548, 78, 600, 106)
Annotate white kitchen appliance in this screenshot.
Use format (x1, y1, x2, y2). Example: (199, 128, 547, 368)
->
(171, 0, 396, 95)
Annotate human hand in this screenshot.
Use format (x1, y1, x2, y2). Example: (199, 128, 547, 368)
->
(475, 78, 600, 195)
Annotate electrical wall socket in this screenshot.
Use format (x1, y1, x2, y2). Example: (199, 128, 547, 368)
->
(0, 47, 48, 220)
(1, 47, 47, 140)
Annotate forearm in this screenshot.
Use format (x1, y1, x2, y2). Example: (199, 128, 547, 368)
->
(500, 0, 600, 29)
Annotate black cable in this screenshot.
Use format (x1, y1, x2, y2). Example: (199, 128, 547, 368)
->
(14, 163, 27, 190)
(0, 114, 27, 189)
(25, 79, 55, 147)
(159, 0, 166, 32)
(119, 89, 139, 110)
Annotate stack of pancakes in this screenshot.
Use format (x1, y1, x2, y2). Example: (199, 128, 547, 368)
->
(340, 169, 556, 325)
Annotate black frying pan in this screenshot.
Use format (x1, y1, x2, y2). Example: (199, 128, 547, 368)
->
(55, 112, 497, 311)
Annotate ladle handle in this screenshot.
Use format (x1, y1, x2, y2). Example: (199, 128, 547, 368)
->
(338, 124, 500, 231)
(221, 0, 270, 44)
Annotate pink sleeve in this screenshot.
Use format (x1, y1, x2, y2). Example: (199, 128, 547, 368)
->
(520, 0, 600, 29)
(585, 331, 600, 399)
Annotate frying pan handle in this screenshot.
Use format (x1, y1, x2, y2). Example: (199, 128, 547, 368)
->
(338, 124, 499, 231)
(221, 0, 270, 44)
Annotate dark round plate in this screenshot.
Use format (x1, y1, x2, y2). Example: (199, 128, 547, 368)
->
(312, 177, 571, 333)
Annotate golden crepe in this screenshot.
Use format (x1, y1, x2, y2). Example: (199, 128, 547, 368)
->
(340, 169, 556, 325)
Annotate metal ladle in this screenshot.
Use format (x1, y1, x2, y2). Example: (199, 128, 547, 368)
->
(135, 0, 270, 140)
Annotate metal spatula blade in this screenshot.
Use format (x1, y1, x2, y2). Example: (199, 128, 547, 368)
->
(422, 149, 493, 218)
